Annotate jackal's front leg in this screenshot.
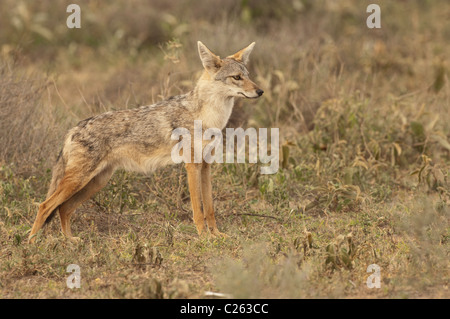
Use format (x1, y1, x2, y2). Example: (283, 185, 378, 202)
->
(201, 161, 226, 237)
(185, 163, 206, 235)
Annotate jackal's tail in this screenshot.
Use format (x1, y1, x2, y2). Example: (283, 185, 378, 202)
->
(44, 149, 66, 224)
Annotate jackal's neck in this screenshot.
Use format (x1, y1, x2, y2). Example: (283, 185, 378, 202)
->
(192, 74, 235, 129)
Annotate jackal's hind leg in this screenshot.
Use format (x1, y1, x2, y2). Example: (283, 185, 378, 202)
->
(59, 166, 114, 241)
(28, 170, 90, 243)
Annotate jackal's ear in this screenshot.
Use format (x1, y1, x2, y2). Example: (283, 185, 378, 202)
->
(198, 41, 222, 73)
(227, 42, 255, 65)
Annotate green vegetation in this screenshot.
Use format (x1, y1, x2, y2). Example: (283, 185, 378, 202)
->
(0, 0, 449, 298)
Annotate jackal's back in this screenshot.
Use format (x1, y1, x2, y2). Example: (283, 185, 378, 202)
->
(64, 94, 195, 173)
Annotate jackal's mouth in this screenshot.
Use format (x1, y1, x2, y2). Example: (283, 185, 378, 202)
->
(238, 92, 261, 99)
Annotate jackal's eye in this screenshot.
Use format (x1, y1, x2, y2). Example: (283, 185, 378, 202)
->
(232, 75, 242, 81)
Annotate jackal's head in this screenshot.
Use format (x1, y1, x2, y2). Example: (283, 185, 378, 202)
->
(197, 41, 264, 99)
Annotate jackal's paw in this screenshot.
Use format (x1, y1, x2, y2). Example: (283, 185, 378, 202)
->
(28, 235, 37, 244)
(67, 236, 82, 243)
(210, 228, 229, 238)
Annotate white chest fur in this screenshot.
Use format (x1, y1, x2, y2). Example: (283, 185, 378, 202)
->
(199, 96, 234, 129)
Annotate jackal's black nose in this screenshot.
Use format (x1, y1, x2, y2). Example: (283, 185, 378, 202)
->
(256, 89, 264, 96)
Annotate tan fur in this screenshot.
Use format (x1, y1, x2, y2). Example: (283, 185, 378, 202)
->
(28, 41, 263, 243)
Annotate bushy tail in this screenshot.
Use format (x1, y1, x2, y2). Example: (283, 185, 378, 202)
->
(44, 150, 66, 224)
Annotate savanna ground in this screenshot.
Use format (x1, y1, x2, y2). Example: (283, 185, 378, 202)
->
(0, 0, 449, 299)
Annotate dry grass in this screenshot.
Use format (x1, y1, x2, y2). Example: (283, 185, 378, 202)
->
(0, 0, 449, 299)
